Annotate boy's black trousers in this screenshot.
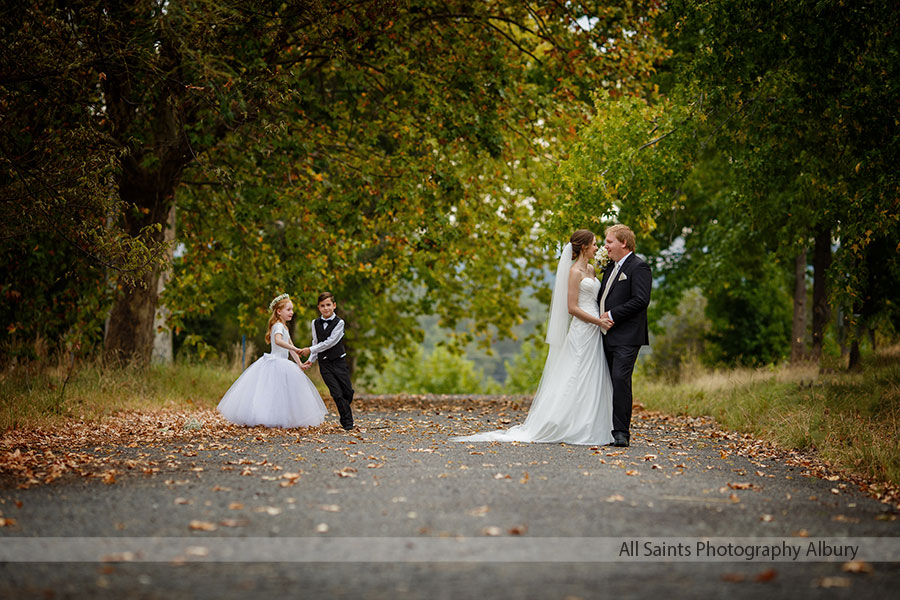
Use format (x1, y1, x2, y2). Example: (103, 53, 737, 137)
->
(319, 357, 354, 429)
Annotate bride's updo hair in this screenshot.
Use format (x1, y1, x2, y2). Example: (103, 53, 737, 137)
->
(570, 229, 595, 259)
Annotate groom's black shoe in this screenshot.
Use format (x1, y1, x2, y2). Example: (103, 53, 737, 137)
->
(613, 434, 629, 448)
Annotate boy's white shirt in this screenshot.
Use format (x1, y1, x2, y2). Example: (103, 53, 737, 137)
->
(308, 316, 345, 363)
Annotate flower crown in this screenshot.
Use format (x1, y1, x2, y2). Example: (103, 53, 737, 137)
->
(268, 293, 290, 311)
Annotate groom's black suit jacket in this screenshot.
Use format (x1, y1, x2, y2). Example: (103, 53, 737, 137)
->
(598, 253, 651, 347)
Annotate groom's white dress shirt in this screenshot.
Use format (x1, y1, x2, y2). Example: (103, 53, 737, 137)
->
(605, 251, 632, 322)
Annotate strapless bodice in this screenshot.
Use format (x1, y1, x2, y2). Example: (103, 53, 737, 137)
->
(578, 277, 601, 318)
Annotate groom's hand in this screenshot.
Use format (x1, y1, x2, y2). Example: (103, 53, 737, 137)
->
(599, 312, 614, 330)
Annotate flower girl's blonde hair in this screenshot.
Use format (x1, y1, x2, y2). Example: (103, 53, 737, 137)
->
(266, 295, 291, 344)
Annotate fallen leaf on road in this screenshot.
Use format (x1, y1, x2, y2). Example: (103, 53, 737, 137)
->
(188, 520, 217, 531)
(754, 569, 777, 582)
(481, 526, 502, 536)
(466, 505, 490, 517)
(315, 523, 329, 533)
(721, 573, 745, 583)
(605, 494, 625, 502)
(254, 506, 282, 516)
(101, 552, 136, 562)
(508, 525, 527, 535)
(842, 561, 873, 574)
(228, 502, 244, 510)
(832, 514, 860, 523)
(219, 519, 247, 528)
(727, 482, 756, 490)
(626, 470, 640, 476)
(320, 504, 341, 512)
(816, 577, 851, 588)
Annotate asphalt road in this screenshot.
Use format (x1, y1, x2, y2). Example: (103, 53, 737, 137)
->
(1, 397, 898, 599)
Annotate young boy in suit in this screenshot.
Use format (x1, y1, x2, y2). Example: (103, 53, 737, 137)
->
(300, 292, 354, 430)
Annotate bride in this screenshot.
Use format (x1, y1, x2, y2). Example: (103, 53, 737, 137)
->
(452, 230, 614, 445)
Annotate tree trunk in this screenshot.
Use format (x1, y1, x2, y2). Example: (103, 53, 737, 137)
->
(848, 339, 861, 370)
(791, 249, 807, 363)
(104, 165, 177, 364)
(848, 320, 864, 371)
(838, 308, 849, 358)
(811, 228, 832, 360)
(105, 265, 162, 364)
(151, 204, 177, 364)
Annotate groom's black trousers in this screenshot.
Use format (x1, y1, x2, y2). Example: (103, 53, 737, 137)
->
(603, 344, 641, 440)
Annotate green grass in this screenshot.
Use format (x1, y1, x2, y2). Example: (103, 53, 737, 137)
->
(1, 356, 337, 432)
(0, 360, 239, 430)
(635, 347, 900, 488)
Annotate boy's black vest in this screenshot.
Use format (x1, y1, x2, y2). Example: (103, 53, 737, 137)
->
(314, 317, 347, 361)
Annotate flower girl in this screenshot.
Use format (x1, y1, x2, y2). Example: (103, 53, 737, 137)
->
(217, 293, 327, 428)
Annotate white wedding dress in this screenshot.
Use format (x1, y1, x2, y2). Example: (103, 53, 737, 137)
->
(453, 275, 614, 445)
(217, 322, 328, 428)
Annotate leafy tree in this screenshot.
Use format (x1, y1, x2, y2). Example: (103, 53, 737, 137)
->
(704, 272, 792, 367)
(644, 287, 709, 379)
(0, 234, 109, 361)
(555, 0, 900, 367)
(502, 338, 548, 393)
(2, 0, 669, 364)
(365, 345, 500, 394)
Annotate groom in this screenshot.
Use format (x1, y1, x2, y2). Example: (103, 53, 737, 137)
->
(598, 224, 651, 447)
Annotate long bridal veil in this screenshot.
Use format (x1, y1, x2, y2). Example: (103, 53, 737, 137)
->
(524, 242, 574, 421)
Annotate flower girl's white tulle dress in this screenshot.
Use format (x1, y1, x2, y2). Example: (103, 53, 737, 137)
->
(217, 322, 327, 427)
